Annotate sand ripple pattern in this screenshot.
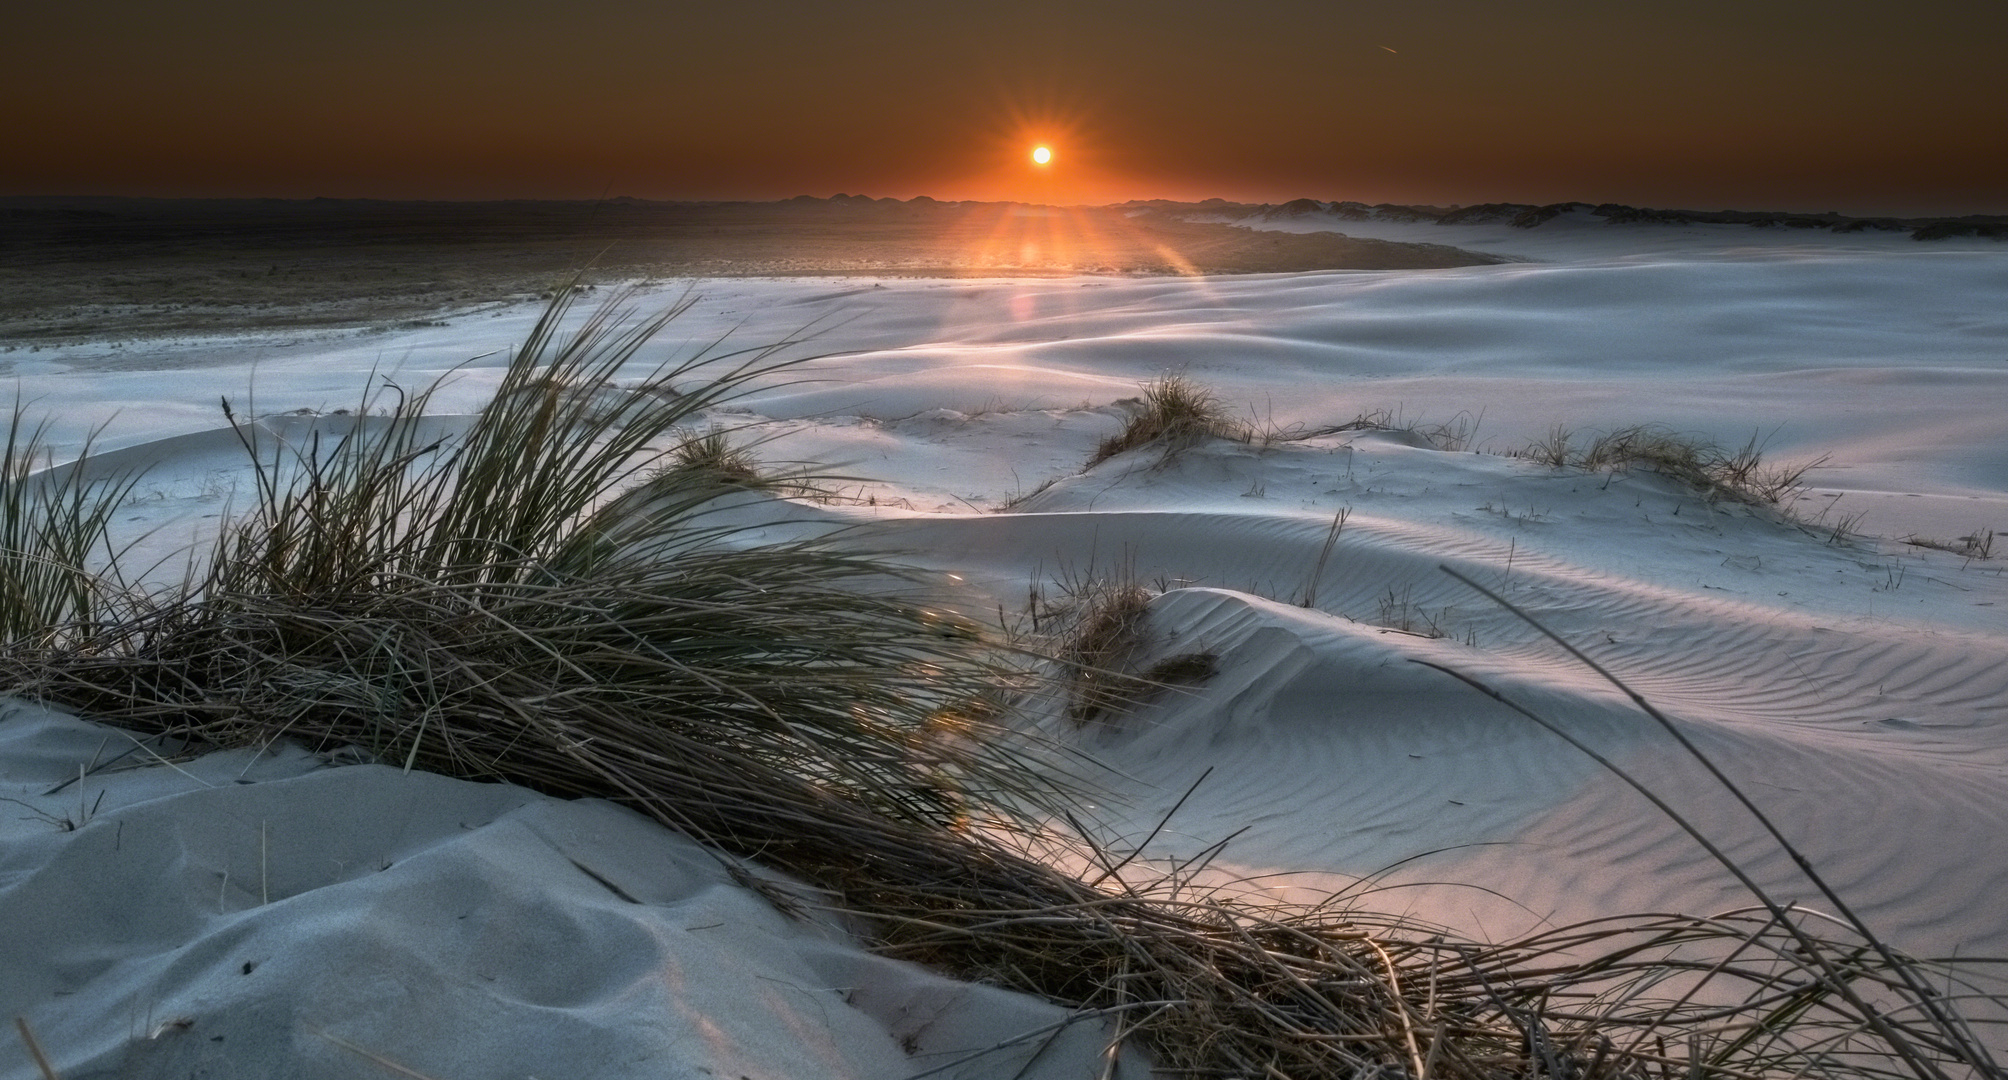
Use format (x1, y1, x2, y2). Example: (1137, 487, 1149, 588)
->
(837, 462, 2008, 959)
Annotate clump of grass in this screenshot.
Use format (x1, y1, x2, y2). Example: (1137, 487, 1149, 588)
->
(7, 286, 1070, 827)
(1019, 569, 1220, 724)
(1039, 576, 1156, 722)
(1089, 373, 1249, 467)
(667, 424, 764, 484)
(1519, 425, 1821, 505)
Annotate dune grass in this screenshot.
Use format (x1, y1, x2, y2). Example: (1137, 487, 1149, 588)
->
(666, 423, 766, 483)
(0, 407, 142, 649)
(4, 286, 1066, 827)
(1519, 424, 1820, 505)
(1904, 530, 1996, 560)
(1089, 372, 1251, 466)
(1032, 572, 1217, 725)
(1, 293, 2001, 1080)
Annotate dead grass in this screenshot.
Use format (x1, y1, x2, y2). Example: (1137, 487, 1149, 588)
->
(1903, 530, 1997, 560)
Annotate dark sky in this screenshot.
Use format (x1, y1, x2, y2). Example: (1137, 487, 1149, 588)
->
(9, 0, 2005, 214)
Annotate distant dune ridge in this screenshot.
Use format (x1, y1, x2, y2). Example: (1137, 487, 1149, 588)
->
(1245, 196, 2008, 240)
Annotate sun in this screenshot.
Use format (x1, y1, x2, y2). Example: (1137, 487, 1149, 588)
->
(1031, 145, 1052, 166)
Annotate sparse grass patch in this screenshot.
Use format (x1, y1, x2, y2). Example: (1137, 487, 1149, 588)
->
(1517, 424, 1822, 506)
(1411, 409, 1482, 452)
(1278, 406, 1482, 451)
(1824, 506, 1872, 546)
(1088, 373, 1250, 467)
(1522, 423, 1577, 467)
(995, 473, 1062, 512)
(1904, 530, 1997, 560)
(1373, 582, 1447, 637)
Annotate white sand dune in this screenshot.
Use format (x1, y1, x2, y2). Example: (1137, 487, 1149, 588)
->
(0, 703, 1142, 1080)
(789, 430, 2008, 951)
(4, 221, 2005, 1076)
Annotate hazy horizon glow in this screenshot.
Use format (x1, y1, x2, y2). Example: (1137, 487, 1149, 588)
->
(6, 0, 2005, 216)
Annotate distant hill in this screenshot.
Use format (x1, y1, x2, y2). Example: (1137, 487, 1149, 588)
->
(1214, 197, 2008, 242)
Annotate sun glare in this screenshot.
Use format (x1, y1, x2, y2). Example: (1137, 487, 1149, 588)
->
(1031, 146, 1052, 166)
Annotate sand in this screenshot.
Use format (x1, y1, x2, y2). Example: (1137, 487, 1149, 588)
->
(3, 211, 2004, 1077)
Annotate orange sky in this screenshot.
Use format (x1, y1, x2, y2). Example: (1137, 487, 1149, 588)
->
(8, 0, 2005, 214)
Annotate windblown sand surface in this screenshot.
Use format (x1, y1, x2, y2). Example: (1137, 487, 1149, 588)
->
(3, 211, 2005, 1077)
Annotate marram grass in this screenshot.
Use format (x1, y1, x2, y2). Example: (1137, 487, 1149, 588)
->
(1516, 423, 1821, 505)
(2, 291, 2002, 1080)
(7, 286, 1064, 826)
(1089, 371, 1251, 466)
(0, 405, 142, 648)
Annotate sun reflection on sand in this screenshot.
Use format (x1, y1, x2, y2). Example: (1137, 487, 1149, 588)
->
(943, 201, 1206, 278)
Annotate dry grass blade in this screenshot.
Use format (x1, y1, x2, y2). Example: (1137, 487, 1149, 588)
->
(14, 1016, 61, 1080)
(1425, 563, 2001, 1080)
(308, 1024, 446, 1080)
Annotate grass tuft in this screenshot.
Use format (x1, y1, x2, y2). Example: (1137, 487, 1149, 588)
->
(1516, 424, 1823, 505)
(1089, 373, 1249, 467)
(5, 286, 1071, 827)
(666, 424, 765, 484)
(1052, 578, 1157, 723)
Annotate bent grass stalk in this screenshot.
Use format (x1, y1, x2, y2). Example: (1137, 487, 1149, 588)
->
(1425, 563, 1998, 1080)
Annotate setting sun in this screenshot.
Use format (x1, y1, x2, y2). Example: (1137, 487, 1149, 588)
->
(1031, 146, 1052, 166)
